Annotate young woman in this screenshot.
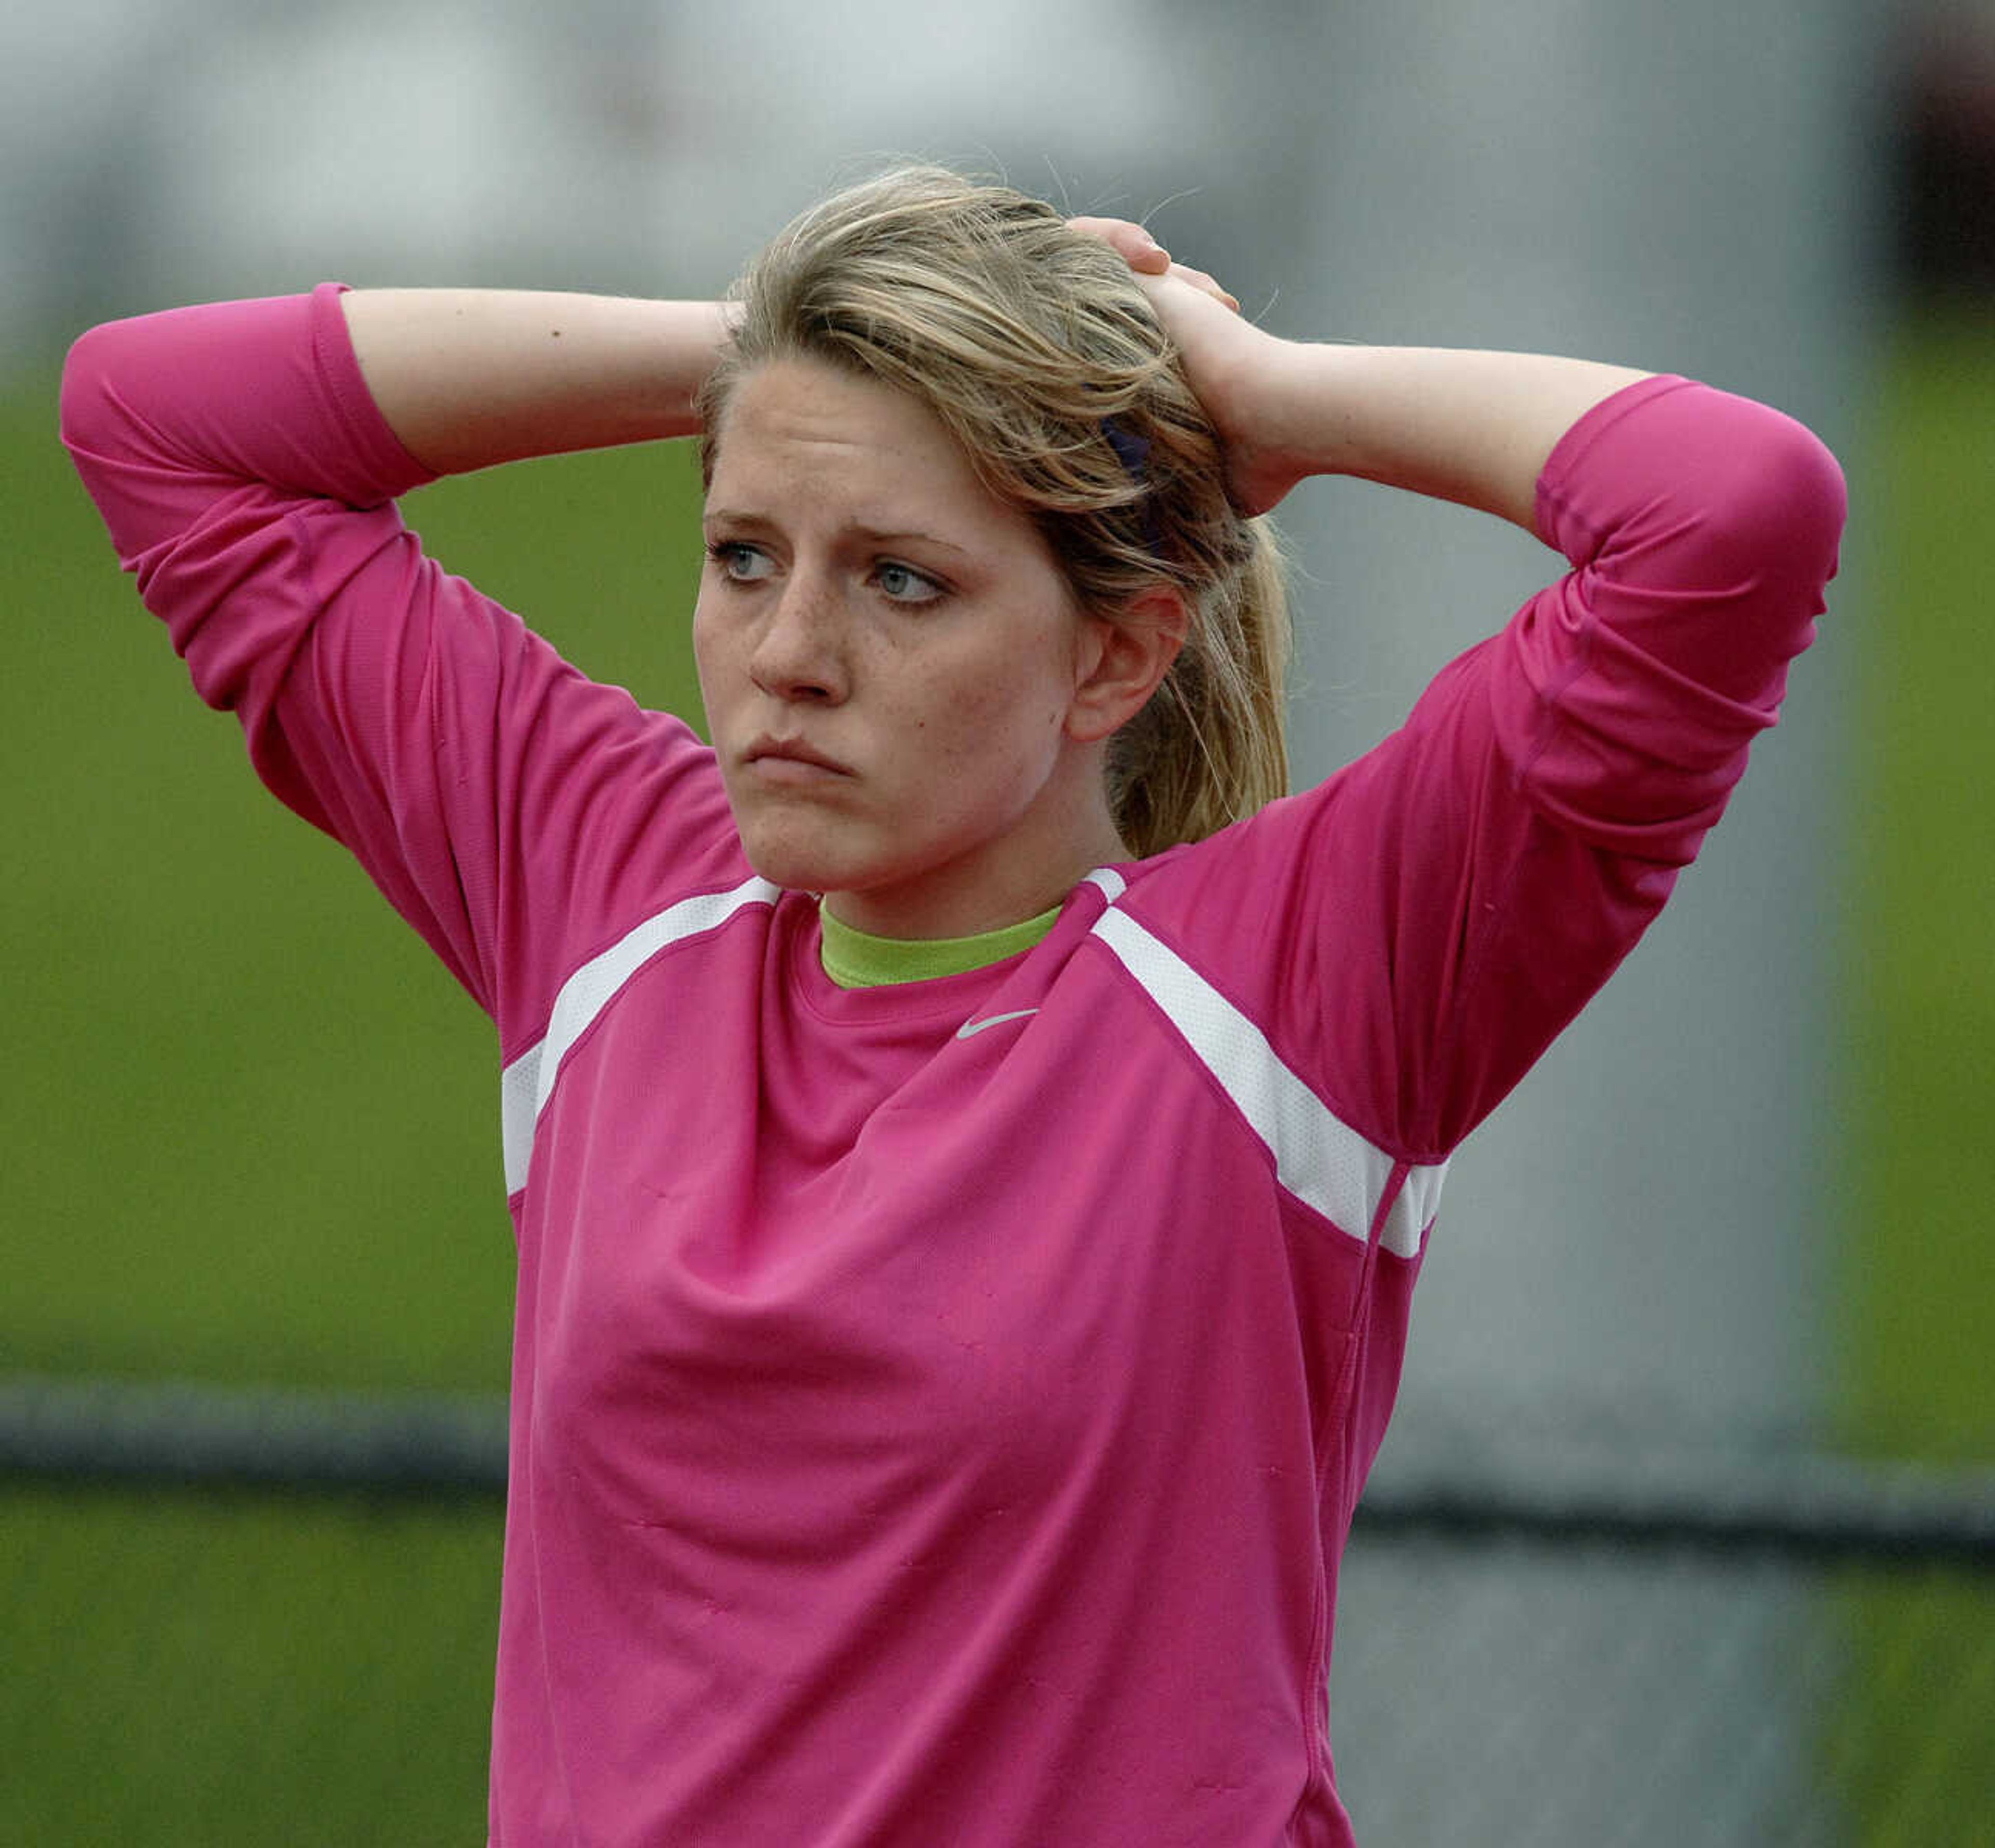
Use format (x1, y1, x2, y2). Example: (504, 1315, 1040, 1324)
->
(62, 167, 1844, 1845)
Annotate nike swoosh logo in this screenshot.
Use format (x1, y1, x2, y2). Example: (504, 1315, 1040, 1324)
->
(955, 1007, 1040, 1040)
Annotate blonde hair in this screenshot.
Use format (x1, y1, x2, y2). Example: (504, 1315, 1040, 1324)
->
(697, 165, 1289, 856)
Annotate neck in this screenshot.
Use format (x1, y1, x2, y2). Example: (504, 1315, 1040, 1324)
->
(821, 840, 1121, 940)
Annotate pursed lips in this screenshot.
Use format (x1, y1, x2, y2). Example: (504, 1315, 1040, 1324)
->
(742, 734, 854, 782)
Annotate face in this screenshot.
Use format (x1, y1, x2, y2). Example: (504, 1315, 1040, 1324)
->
(694, 357, 1126, 939)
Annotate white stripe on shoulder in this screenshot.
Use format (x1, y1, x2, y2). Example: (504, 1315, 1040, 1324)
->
(1089, 904, 1447, 1256)
(1382, 1158, 1450, 1262)
(500, 875, 778, 1196)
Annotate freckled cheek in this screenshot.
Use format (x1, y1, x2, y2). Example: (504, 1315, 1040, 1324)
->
(911, 680, 1018, 766)
(932, 711, 1062, 816)
(688, 606, 730, 708)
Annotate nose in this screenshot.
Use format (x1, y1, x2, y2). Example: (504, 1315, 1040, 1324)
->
(748, 566, 849, 704)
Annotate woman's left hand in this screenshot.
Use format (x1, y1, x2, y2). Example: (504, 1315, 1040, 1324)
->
(1069, 216, 1305, 517)
(1065, 216, 1238, 306)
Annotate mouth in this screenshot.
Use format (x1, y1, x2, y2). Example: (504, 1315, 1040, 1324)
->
(742, 734, 854, 781)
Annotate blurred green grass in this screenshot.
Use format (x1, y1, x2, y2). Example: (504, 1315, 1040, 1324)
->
(3, 312, 1989, 1840)
(1833, 309, 1995, 1468)
(0, 1481, 501, 1844)
(1830, 312, 1995, 1846)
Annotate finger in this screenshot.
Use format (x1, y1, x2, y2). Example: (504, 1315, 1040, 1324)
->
(1067, 215, 1172, 275)
(1168, 262, 1241, 314)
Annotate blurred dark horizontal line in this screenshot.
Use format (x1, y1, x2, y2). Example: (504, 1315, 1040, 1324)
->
(1358, 1413, 1995, 1568)
(2, 1373, 1990, 1568)
(1352, 1482, 1995, 1569)
(0, 1373, 509, 1502)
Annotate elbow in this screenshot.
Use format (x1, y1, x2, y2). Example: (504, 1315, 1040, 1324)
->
(59, 318, 137, 465)
(1705, 405, 1850, 612)
(1766, 413, 1848, 600)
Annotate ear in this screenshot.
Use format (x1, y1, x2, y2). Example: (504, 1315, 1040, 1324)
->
(1065, 590, 1188, 744)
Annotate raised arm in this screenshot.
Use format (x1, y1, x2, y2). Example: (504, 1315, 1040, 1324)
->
(337, 289, 735, 476)
(1222, 339, 1653, 533)
(1100, 239, 1845, 1164)
(1128, 256, 1651, 531)
(61, 284, 746, 1033)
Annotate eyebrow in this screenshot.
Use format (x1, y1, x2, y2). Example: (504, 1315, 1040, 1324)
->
(701, 508, 978, 560)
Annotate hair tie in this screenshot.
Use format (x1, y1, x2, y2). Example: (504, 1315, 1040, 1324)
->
(1101, 419, 1167, 559)
(1102, 418, 1151, 479)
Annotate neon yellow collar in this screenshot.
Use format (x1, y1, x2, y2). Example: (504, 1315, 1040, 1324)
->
(818, 899, 1062, 990)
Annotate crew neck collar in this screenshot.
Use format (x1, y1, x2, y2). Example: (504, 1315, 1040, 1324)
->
(817, 899, 1065, 990)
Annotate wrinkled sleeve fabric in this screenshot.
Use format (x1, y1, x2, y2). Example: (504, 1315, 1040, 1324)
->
(60, 285, 736, 1054)
(1137, 375, 1847, 1169)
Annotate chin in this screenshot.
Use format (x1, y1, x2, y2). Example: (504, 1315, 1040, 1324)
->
(734, 815, 864, 898)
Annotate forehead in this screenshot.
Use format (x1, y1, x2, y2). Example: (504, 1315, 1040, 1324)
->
(706, 357, 1015, 534)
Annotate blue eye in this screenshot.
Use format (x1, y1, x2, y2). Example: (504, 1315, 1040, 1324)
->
(707, 541, 773, 583)
(874, 560, 944, 605)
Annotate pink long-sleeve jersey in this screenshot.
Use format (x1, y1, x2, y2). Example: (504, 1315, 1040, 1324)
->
(61, 285, 1844, 1846)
